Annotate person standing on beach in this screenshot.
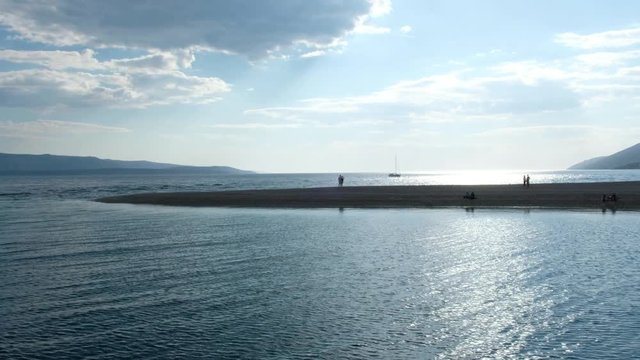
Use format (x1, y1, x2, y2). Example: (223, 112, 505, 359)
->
(338, 174, 344, 187)
(523, 175, 527, 187)
(526, 174, 530, 187)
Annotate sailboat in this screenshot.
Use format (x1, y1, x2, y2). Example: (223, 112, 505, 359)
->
(388, 155, 401, 177)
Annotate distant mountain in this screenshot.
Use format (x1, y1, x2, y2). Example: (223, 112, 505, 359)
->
(568, 143, 640, 170)
(0, 153, 253, 174)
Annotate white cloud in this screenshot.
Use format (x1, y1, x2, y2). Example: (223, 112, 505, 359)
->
(555, 27, 640, 49)
(210, 117, 391, 130)
(470, 125, 640, 156)
(0, 47, 231, 108)
(351, 0, 391, 35)
(493, 61, 569, 85)
(353, 23, 391, 35)
(368, 0, 392, 17)
(409, 111, 509, 124)
(245, 99, 360, 121)
(575, 50, 640, 67)
(0, 48, 198, 73)
(300, 50, 326, 59)
(108, 50, 196, 72)
(0, 1, 397, 110)
(400, 25, 412, 34)
(0, 49, 102, 70)
(0, 120, 130, 138)
(472, 125, 600, 137)
(0, 0, 386, 58)
(209, 123, 302, 129)
(244, 63, 589, 127)
(0, 69, 230, 108)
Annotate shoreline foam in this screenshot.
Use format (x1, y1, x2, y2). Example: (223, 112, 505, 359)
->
(95, 181, 640, 210)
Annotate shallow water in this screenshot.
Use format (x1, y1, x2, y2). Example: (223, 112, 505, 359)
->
(1, 173, 639, 358)
(2, 169, 640, 202)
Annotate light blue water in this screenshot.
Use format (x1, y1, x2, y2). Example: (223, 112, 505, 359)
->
(1, 171, 639, 359)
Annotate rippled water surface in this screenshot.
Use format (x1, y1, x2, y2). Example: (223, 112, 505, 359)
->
(1, 173, 639, 358)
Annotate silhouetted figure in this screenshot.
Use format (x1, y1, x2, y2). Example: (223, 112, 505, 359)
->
(523, 175, 527, 187)
(338, 174, 344, 187)
(526, 175, 530, 187)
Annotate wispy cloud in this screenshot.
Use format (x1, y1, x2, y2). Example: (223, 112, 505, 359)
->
(471, 125, 603, 137)
(0, 49, 102, 70)
(0, 120, 130, 138)
(0, 69, 230, 108)
(400, 25, 412, 34)
(555, 27, 640, 49)
(244, 69, 581, 126)
(300, 50, 326, 59)
(208, 123, 302, 129)
(0, 48, 200, 74)
(242, 25, 640, 137)
(352, 23, 391, 35)
(575, 50, 640, 67)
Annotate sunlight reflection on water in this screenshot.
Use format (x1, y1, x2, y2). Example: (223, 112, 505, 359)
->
(1, 177, 639, 358)
(429, 216, 549, 358)
(387, 169, 640, 186)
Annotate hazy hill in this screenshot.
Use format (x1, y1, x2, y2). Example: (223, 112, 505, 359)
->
(569, 143, 640, 169)
(0, 153, 253, 174)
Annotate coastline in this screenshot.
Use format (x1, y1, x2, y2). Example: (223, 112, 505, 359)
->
(95, 181, 640, 210)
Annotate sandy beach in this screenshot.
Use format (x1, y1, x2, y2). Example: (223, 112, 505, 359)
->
(96, 181, 640, 210)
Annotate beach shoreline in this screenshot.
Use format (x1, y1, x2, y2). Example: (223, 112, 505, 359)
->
(95, 181, 640, 210)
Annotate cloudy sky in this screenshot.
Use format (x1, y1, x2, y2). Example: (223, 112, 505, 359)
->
(1, 0, 640, 172)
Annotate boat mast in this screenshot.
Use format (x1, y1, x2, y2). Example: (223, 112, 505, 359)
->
(395, 155, 398, 174)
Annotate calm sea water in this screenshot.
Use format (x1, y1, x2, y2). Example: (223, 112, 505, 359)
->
(1, 171, 639, 359)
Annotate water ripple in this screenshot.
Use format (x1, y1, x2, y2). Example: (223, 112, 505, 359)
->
(1, 204, 639, 358)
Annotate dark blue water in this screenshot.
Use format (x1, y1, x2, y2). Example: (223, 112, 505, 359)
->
(1, 173, 639, 358)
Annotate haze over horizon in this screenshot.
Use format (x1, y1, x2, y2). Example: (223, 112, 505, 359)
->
(1, 0, 640, 173)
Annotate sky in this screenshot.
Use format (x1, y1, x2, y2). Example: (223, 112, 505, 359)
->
(1, 0, 640, 173)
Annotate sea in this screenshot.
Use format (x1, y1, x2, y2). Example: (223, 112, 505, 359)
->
(1, 170, 639, 359)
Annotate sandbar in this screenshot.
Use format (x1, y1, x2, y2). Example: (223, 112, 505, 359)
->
(96, 181, 640, 210)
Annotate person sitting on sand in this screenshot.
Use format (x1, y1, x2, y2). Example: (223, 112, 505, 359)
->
(463, 192, 476, 200)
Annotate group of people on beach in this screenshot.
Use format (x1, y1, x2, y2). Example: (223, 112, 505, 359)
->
(523, 174, 531, 187)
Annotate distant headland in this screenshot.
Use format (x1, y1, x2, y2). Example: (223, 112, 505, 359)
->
(0, 153, 253, 175)
(569, 143, 640, 170)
